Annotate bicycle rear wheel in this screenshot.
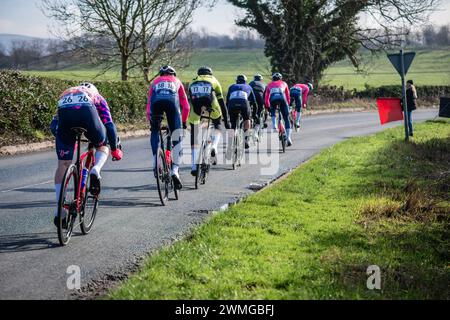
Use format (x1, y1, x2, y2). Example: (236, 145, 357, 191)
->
(57, 164, 78, 246)
(282, 135, 286, 153)
(155, 148, 169, 206)
(80, 169, 98, 235)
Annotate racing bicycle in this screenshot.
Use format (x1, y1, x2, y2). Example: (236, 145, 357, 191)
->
(56, 128, 98, 246)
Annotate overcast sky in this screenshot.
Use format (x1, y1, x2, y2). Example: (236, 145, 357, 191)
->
(1, 0, 450, 38)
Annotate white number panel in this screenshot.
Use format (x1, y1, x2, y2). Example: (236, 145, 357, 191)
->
(155, 81, 177, 93)
(230, 90, 248, 100)
(58, 89, 93, 108)
(190, 84, 212, 95)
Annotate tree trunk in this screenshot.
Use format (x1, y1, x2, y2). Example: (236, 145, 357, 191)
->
(121, 54, 129, 81)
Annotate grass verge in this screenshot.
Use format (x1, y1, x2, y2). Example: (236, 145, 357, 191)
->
(109, 119, 449, 300)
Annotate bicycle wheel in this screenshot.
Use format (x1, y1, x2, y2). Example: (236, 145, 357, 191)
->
(80, 167, 98, 235)
(194, 163, 201, 189)
(155, 148, 169, 206)
(200, 142, 210, 185)
(281, 133, 287, 153)
(57, 164, 78, 246)
(232, 132, 238, 170)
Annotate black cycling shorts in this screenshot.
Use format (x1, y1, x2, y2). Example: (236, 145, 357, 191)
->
(56, 106, 106, 160)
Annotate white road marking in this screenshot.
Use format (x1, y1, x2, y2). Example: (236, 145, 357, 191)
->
(0, 180, 53, 193)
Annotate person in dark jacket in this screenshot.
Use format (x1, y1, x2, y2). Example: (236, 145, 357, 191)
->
(406, 80, 417, 136)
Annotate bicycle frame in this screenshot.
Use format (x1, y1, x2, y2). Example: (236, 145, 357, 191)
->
(74, 136, 95, 213)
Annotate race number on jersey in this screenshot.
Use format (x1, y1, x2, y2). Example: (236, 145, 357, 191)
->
(270, 87, 283, 95)
(154, 81, 177, 95)
(190, 83, 213, 97)
(230, 90, 248, 100)
(58, 89, 93, 108)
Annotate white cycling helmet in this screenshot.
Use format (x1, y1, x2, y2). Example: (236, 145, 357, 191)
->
(307, 82, 314, 91)
(79, 82, 99, 95)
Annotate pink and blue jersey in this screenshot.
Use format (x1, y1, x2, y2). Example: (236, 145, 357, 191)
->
(264, 80, 290, 108)
(58, 86, 113, 125)
(292, 84, 310, 106)
(146, 75, 190, 123)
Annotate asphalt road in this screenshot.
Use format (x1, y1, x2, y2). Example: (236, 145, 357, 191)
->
(0, 110, 437, 300)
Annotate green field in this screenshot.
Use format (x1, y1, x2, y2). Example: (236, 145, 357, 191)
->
(109, 120, 449, 300)
(24, 48, 450, 90)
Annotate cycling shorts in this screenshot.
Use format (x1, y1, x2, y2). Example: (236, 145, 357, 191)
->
(56, 106, 107, 161)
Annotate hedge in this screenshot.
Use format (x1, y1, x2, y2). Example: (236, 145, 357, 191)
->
(0, 70, 148, 140)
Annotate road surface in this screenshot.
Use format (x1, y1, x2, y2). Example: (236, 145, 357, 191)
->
(0, 110, 437, 299)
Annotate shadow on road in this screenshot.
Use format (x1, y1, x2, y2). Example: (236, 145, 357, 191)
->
(0, 233, 59, 253)
(101, 197, 162, 208)
(0, 200, 53, 210)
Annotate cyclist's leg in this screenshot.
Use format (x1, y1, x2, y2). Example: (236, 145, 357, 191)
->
(82, 107, 108, 195)
(53, 109, 78, 226)
(228, 102, 239, 130)
(295, 94, 303, 124)
(165, 100, 183, 178)
(280, 100, 292, 143)
(210, 99, 223, 156)
(189, 103, 202, 174)
(150, 102, 165, 170)
(269, 102, 278, 131)
(54, 118, 76, 217)
(242, 103, 252, 149)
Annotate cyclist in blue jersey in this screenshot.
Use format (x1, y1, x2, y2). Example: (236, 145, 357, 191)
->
(226, 75, 256, 150)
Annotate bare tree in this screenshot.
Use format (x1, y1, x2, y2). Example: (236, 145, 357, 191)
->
(42, 0, 143, 81)
(134, 0, 201, 83)
(41, 0, 213, 81)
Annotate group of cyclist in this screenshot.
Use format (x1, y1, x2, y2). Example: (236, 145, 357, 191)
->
(50, 65, 313, 228)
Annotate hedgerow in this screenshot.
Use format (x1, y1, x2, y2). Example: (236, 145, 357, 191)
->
(0, 70, 148, 143)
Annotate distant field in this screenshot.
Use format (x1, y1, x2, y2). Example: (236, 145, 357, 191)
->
(24, 48, 450, 90)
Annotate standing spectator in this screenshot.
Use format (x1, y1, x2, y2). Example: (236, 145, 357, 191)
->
(406, 80, 417, 136)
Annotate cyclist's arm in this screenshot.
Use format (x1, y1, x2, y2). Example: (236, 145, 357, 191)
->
(226, 88, 231, 106)
(178, 80, 190, 123)
(284, 83, 291, 105)
(146, 86, 153, 122)
(96, 96, 118, 151)
(264, 86, 270, 109)
(249, 87, 257, 106)
(302, 87, 310, 107)
(50, 115, 58, 137)
(214, 80, 229, 124)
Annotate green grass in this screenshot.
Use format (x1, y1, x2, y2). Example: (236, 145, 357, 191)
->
(24, 48, 450, 90)
(109, 119, 450, 300)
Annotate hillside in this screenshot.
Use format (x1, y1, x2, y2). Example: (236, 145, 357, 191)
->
(0, 33, 46, 50)
(21, 48, 450, 90)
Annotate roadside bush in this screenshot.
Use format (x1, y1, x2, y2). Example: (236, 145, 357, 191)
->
(312, 84, 450, 107)
(0, 70, 147, 144)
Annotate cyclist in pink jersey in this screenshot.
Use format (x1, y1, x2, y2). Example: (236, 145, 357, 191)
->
(147, 65, 190, 189)
(264, 73, 293, 146)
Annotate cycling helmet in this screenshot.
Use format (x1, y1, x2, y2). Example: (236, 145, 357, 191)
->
(79, 82, 99, 95)
(198, 66, 213, 76)
(159, 65, 176, 76)
(254, 74, 263, 81)
(236, 74, 247, 84)
(307, 82, 314, 91)
(272, 73, 282, 81)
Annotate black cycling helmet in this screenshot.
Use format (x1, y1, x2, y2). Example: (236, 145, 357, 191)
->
(160, 65, 176, 76)
(272, 73, 282, 81)
(236, 74, 247, 84)
(198, 66, 213, 76)
(307, 82, 314, 91)
(254, 74, 263, 81)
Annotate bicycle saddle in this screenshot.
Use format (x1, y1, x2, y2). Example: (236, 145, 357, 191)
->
(71, 127, 87, 135)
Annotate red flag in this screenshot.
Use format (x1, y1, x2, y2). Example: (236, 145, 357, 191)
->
(376, 98, 404, 125)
